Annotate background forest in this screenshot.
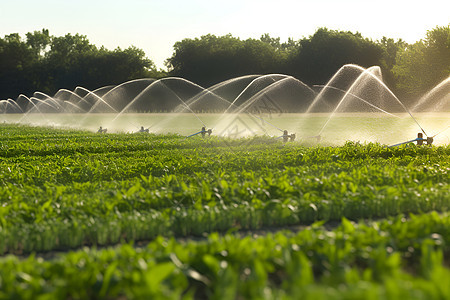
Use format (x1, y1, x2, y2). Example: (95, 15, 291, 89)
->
(0, 25, 449, 105)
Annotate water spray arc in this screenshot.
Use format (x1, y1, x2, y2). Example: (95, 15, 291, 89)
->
(1, 64, 447, 146)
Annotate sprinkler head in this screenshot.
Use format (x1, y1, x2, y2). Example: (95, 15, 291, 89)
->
(417, 133, 424, 145)
(283, 130, 289, 143)
(98, 126, 107, 133)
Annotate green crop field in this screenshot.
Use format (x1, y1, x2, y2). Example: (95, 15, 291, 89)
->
(0, 123, 449, 299)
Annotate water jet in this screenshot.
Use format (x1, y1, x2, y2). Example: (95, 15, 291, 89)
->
(1, 65, 447, 146)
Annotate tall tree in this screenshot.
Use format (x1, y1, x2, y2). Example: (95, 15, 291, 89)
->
(0, 30, 161, 100)
(166, 34, 286, 87)
(287, 28, 385, 85)
(26, 29, 51, 57)
(393, 25, 450, 99)
(0, 33, 38, 98)
(377, 37, 408, 93)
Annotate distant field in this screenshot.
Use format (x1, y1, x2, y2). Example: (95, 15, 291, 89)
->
(2, 112, 449, 145)
(0, 124, 449, 299)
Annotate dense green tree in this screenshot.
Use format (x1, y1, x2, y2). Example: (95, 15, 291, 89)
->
(0, 33, 38, 98)
(45, 34, 155, 91)
(376, 37, 408, 94)
(166, 34, 286, 87)
(393, 25, 450, 98)
(43, 33, 97, 92)
(0, 30, 162, 100)
(287, 28, 385, 85)
(25, 29, 51, 57)
(167, 29, 389, 88)
(167, 34, 242, 86)
(260, 33, 281, 49)
(82, 46, 158, 88)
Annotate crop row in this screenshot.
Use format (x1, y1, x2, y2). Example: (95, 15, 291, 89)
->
(0, 211, 449, 299)
(0, 167, 448, 254)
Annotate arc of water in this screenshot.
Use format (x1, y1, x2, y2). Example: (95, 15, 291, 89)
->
(111, 78, 208, 129)
(16, 95, 44, 123)
(176, 75, 281, 132)
(305, 64, 368, 114)
(33, 92, 64, 110)
(410, 76, 450, 112)
(230, 74, 314, 111)
(54, 88, 83, 100)
(0, 99, 23, 113)
(0, 100, 8, 113)
(230, 76, 309, 117)
(211, 75, 314, 136)
(17, 94, 39, 112)
(167, 79, 253, 134)
(207, 75, 308, 135)
(85, 79, 154, 116)
(317, 66, 428, 137)
(71, 86, 125, 130)
(172, 75, 260, 113)
(29, 97, 60, 110)
(158, 77, 223, 119)
(223, 74, 291, 115)
(18, 96, 59, 124)
(151, 75, 297, 134)
(76, 86, 118, 113)
(313, 85, 401, 118)
(173, 89, 230, 113)
(8, 99, 23, 112)
(228, 74, 277, 108)
(158, 80, 207, 127)
(103, 79, 155, 95)
(55, 88, 91, 108)
(149, 75, 282, 134)
(63, 101, 87, 113)
(161, 76, 271, 131)
(91, 85, 116, 95)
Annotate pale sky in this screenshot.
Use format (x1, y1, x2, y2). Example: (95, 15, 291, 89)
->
(1, 0, 448, 69)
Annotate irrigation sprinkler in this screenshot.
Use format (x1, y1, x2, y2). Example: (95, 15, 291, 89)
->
(279, 130, 296, 143)
(97, 126, 107, 133)
(389, 132, 433, 147)
(186, 126, 212, 138)
(276, 132, 321, 143)
(137, 126, 149, 133)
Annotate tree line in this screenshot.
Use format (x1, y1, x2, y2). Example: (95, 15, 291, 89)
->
(1, 26, 448, 102)
(0, 29, 164, 100)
